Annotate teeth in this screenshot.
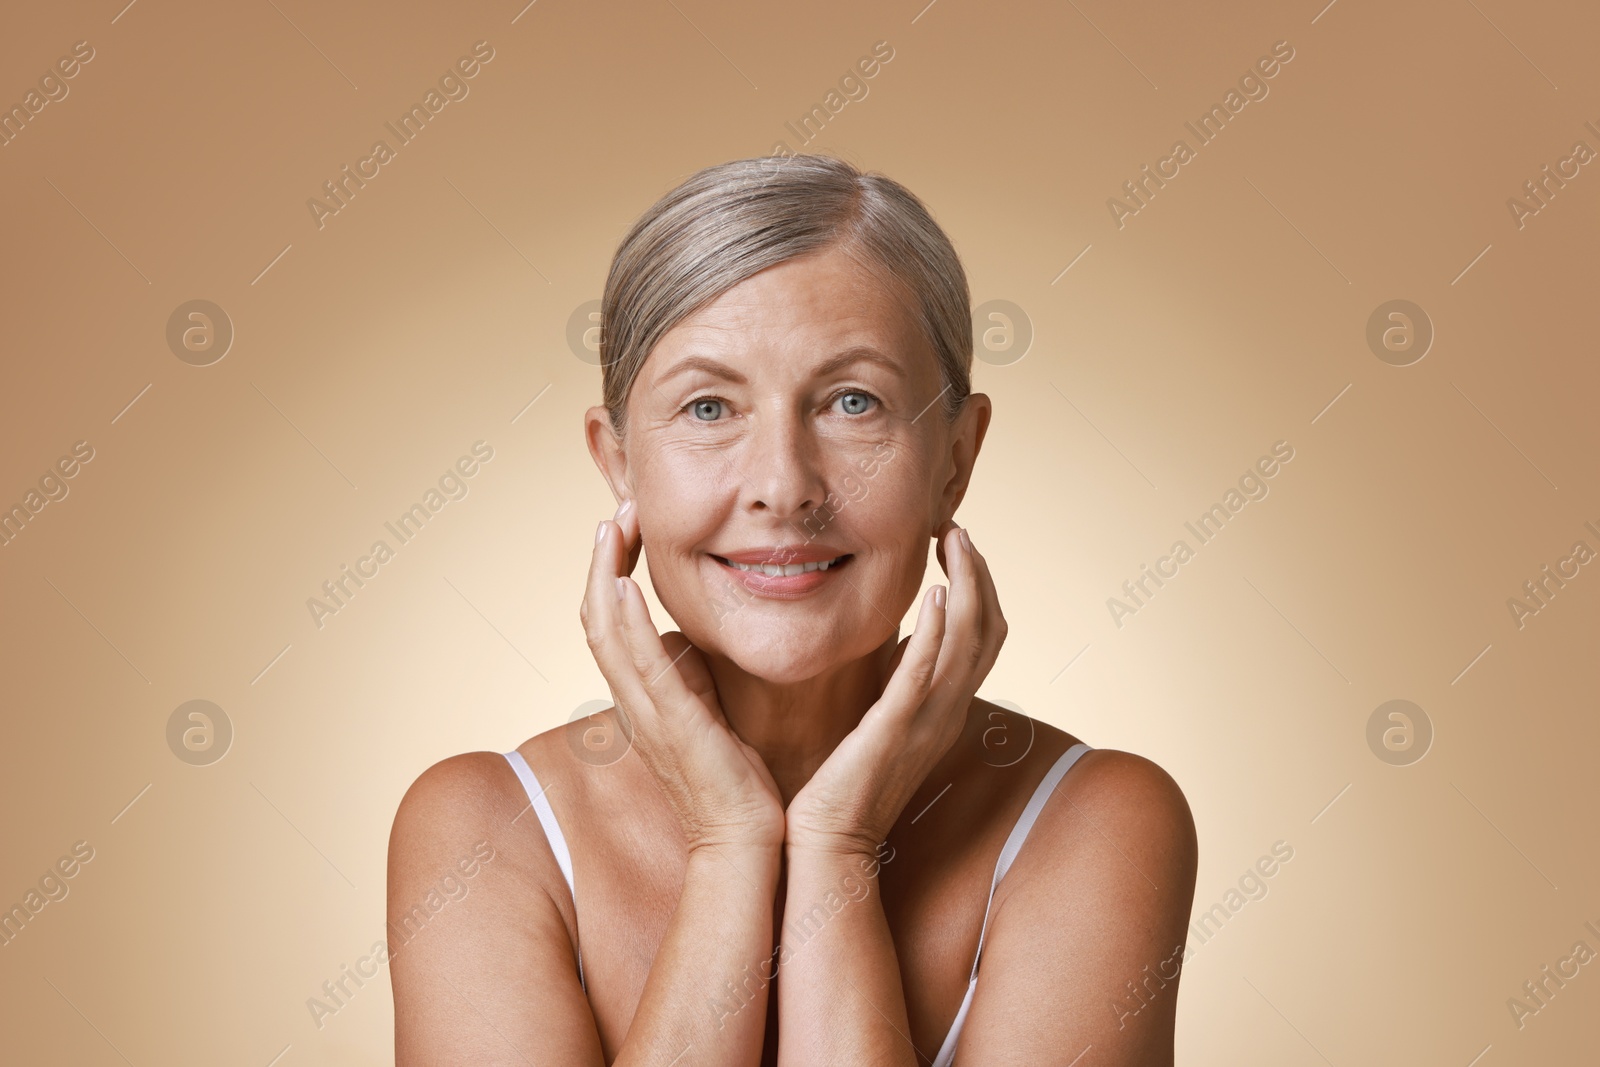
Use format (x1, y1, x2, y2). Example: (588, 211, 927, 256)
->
(723, 555, 845, 576)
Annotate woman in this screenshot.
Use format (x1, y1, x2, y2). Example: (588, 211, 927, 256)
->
(388, 154, 1198, 1065)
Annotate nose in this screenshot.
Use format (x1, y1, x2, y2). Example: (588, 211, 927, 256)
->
(742, 407, 827, 521)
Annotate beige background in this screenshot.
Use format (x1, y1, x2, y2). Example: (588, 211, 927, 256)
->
(2, 0, 1596, 1063)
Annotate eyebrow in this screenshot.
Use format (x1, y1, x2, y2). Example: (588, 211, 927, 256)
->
(655, 345, 909, 387)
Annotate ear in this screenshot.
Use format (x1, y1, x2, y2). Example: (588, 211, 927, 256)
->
(932, 391, 992, 530)
(584, 404, 632, 505)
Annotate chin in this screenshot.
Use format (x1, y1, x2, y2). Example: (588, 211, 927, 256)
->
(711, 630, 836, 684)
(691, 616, 868, 685)
(741, 650, 836, 686)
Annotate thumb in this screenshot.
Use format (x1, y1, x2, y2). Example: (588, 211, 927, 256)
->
(933, 519, 958, 575)
(885, 631, 912, 680)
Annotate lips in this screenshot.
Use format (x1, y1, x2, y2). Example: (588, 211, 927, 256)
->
(713, 544, 851, 566)
(707, 549, 853, 596)
(713, 553, 851, 576)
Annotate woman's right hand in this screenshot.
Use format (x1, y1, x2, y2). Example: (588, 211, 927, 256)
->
(579, 498, 786, 855)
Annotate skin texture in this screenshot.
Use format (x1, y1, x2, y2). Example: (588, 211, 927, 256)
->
(387, 243, 1199, 1065)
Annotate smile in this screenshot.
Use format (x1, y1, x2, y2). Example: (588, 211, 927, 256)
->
(712, 554, 851, 576)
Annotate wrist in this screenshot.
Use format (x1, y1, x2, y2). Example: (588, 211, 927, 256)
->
(683, 814, 786, 858)
(784, 809, 885, 859)
(783, 838, 897, 896)
(687, 837, 784, 870)
(784, 831, 895, 865)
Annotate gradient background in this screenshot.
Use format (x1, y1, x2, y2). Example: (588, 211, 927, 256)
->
(2, 0, 1596, 1063)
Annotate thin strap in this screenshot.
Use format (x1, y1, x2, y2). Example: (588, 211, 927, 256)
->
(965, 742, 1092, 982)
(502, 750, 586, 992)
(932, 978, 979, 1067)
(930, 742, 1093, 1067)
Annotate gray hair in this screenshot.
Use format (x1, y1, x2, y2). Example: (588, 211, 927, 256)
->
(597, 154, 972, 438)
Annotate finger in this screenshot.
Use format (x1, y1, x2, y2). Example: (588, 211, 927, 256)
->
(595, 575, 667, 760)
(874, 584, 948, 722)
(964, 535, 1007, 678)
(616, 498, 644, 576)
(932, 518, 956, 576)
(583, 507, 649, 717)
(883, 632, 911, 680)
(933, 525, 985, 681)
(583, 511, 622, 644)
(661, 631, 718, 707)
(612, 575, 655, 681)
(615, 574, 694, 722)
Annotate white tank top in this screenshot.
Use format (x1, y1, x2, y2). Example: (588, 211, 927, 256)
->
(502, 741, 1093, 1065)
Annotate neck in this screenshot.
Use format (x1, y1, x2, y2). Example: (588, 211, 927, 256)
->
(708, 632, 901, 806)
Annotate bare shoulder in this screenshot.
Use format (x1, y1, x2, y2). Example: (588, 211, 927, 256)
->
(1026, 743, 1198, 884)
(951, 738, 1199, 1063)
(388, 751, 528, 874)
(387, 736, 583, 892)
(386, 743, 602, 1064)
(391, 750, 519, 830)
(1058, 747, 1195, 842)
(950, 703, 1196, 896)
(386, 749, 558, 937)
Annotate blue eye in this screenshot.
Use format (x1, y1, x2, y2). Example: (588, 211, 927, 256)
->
(687, 397, 725, 421)
(835, 390, 877, 415)
(683, 391, 877, 422)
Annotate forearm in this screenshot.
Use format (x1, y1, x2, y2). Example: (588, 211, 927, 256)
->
(776, 845, 915, 1067)
(615, 844, 781, 1067)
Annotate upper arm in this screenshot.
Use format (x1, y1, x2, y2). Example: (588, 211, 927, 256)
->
(952, 749, 1200, 1066)
(387, 751, 604, 1066)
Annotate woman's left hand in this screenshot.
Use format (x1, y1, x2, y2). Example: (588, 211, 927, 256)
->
(784, 520, 1007, 856)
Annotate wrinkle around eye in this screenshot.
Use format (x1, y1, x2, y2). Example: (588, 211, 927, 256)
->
(662, 440, 733, 461)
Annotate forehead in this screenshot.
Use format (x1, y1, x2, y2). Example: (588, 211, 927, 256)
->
(652, 246, 929, 367)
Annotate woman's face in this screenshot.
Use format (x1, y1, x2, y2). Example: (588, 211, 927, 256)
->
(587, 242, 987, 684)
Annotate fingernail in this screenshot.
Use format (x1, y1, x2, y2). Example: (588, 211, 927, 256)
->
(960, 529, 972, 553)
(933, 585, 946, 609)
(616, 499, 633, 521)
(596, 520, 607, 544)
(615, 577, 626, 601)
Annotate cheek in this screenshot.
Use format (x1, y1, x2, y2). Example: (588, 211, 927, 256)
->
(849, 484, 923, 540)
(633, 450, 729, 535)
(851, 451, 936, 527)
(844, 476, 936, 589)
